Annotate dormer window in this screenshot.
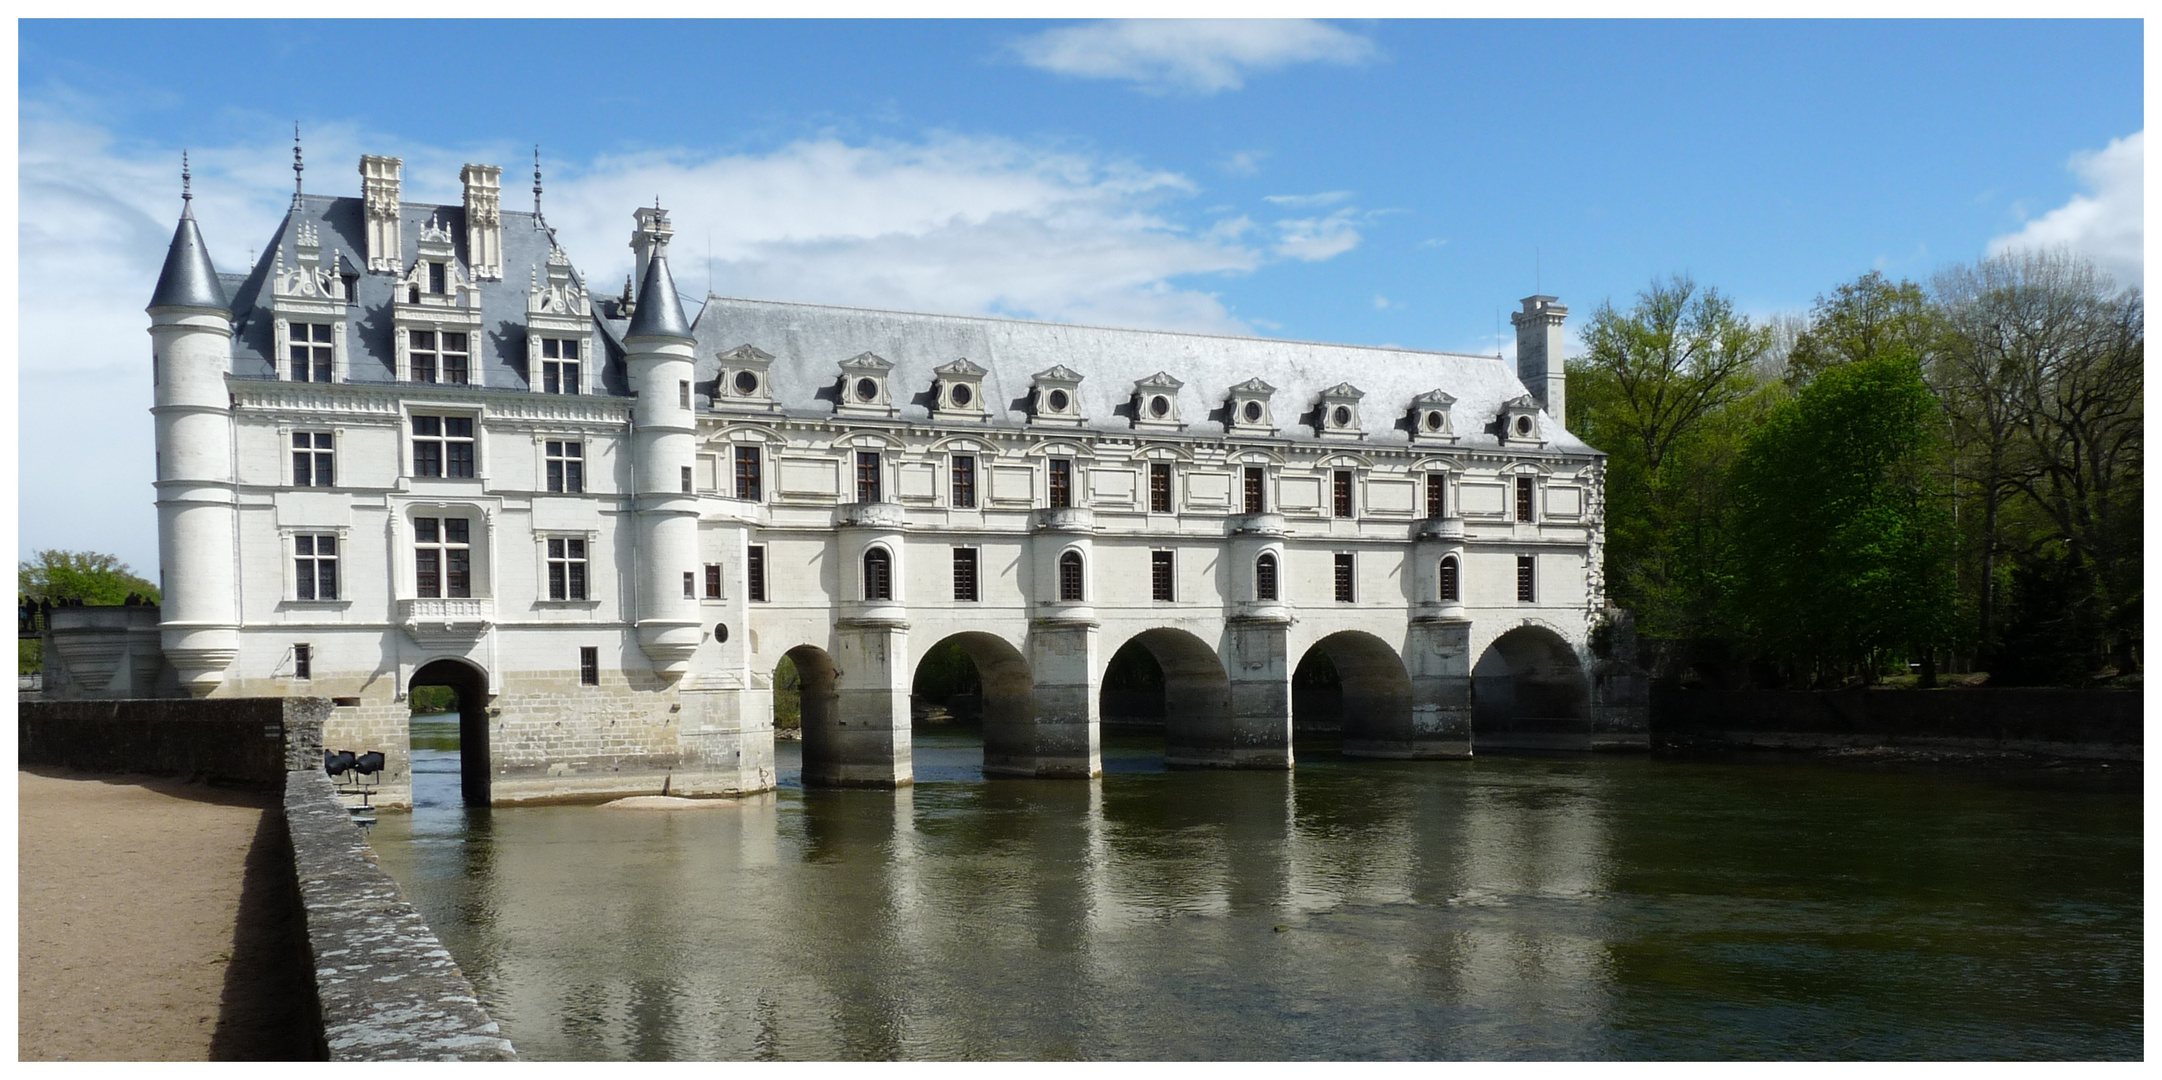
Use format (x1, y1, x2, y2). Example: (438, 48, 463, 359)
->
(1498, 394, 1545, 447)
(735, 370, 759, 394)
(428, 261, 446, 295)
(932, 357, 989, 422)
(1130, 371, 1185, 432)
(1409, 389, 1458, 446)
(1225, 377, 1277, 436)
(714, 344, 782, 415)
(288, 323, 334, 382)
(1030, 366, 1086, 427)
(835, 352, 898, 419)
(539, 338, 581, 395)
(410, 331, 469, 385)
(1314, 382, 1365, 440)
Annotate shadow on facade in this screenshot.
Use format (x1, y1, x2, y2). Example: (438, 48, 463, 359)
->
(411, 658, 492, 806)
(1471, 626, 1590, 751)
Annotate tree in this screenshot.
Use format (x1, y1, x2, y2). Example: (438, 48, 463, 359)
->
(18, 550, 159, 606)
(1784, 271, 1939, 389)
(1730, 354, 1955, 683)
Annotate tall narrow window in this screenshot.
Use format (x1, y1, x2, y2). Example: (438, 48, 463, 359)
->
(1427, 474, 1448, 519)
(1151, 550, 1175, 602)
(1243, 467, 1266, 514)
(545, 440, 583, 493)
(683, 571, 696, 599)
(1517, 555, 1536, 602)
(580, 646, 599, 686)
(1332, 470, 1354, 518)
(413, 517, 472, 598)
(1516, 476, 1536, 522)
(293, 643, 312, 681)
(734, 446, 763, 502)
(679, 380, 691, 409)
(705, 563, 723, 599)
(547, 537, 588, 601)
(288, 323, 333, 382)
(953, 548, 979, 602)
(441, 332, 469, 384)
(1439, 555, 1461, 602)
(295, 534, 339, 601)
(856, 452, 882, 503)
(427, 261, 446, 294)
(410, 330, 439, 383)
(863, 547, 893, 601)
(1333, 553, 1355, 603)
(1047, 458, 1073, 509)
(411, 416, 475, 478)
(681, 466, 694, 494)
(1149, 463, 1173, 513)
(950, 455, 977, 508)
(747, 545, 767, 603)
(540, 338, 581, 394)
(1255, 552, 1279, 601)
(293, 432, 335, 487)
(1058, 550, 1084, 602)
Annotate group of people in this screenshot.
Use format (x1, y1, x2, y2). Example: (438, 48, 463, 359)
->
(16, 593, 156, 634)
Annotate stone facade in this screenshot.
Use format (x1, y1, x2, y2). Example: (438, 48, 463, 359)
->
(144, 150, 1641, 807)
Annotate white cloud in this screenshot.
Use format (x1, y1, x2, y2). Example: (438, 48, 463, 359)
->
(1221, 150, 1266, 176)
(1372, 295, 1390, 310)
(1989, 130, 2143, 288)
(1011, 19, 1376, 95)
(1273, 208, 1363, 261)
(1262, 190, 1353, 207)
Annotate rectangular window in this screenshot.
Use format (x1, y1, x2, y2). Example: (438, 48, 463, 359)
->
(545, 440, 584, 493)
(1332, 470, 1354, 518)
(412, 415, 475, 478)
(747, 545, 767, 603)
(734, 446, 763, 502)
(1243, 467, 1266, 514)
(1440, 556, 1461, 603)
(1334, 553, 1355, 603)
(1516, 476, 1536, 522)
(705, 563, 723, 599)
(410, 330, 438, 384)
(546, 537, 588, 601)
(580, 646, 599, 686)
(293, 431, 334, 488)
(681, 466, 694, 494)
(1149, 463, 1173, 514)
(540, 337, 581, 395)
(1255, 554, 1278, 602)
(1048, 458, 1073, 509)
(952, 548, 978, 602)
(1517, 555, 1536, 603)
(413, 516, 471, 598)
(683, 571, 696, 599)
(294, 534, 338, 601)
(856, 452, 882, 503)
(441, 332, 469, 385)
(293, 643, 311, 681)
(288, 322, 333, 382)
(1151, 550, 1175, 602)
(950, 455, 977, 509)
(679, 380, 691, 409)
(1427, 474, 1448, 519)
(428, 261, 446, 294)
(341, 275, 359, 307)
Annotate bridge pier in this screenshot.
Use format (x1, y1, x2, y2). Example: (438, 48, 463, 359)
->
(996, 622, 1100, 779)
(812, 620, 912, 787)
(1392, 619, 1474, 758)
(1224, 619, 1294, 769)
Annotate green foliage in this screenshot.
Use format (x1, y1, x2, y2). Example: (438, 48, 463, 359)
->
(911, 639, 983, 700)
(1784, 271, 1939, 389)
(18, 550, 159, 606)
(408, 684, 458, 715)
(21, 639, 42, 676)
(773, 654, 801, 727)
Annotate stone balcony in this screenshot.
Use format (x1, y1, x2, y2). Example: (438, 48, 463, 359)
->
(1032, 507, 1095, 533)
(836, 501, 908, 530)
(1415, 516, 1466, 542)
(1227, 512, 1287, 537)
(400, 598, 493, 644)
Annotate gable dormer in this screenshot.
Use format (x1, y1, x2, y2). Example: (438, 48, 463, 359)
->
(1225, 377, 1277, 436)
(1314, 381, 1366, 440)
(1030, 365, 1086, 427)
(932, 357, 990, 422)
(393, 213, 484, 385)
(269, 220, 349, 383)
(1130, 371, 1185, 432)
(1498, 393, 1546, 447)
(1408, 389, 1458, 446)
(525, 245, 592, 393)
(716, 344, 783, 415)
(835, 351, 899, 419)
(400, 214, 478, 307)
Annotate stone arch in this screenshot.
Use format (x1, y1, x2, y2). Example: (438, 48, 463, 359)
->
(782, 644, 846, 785)
(1471, 624, 1590, 749)
(1294, 631, 1415, 756)
(1101, 627, 1233, 768)
(911, 631, 1039, 777)
(410, 656, 492, 806)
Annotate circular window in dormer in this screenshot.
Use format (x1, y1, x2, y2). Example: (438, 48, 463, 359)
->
(1515, 415, 1533, 436)
(1048, 389, 1070, 412)
(1242, 400, 1264, 423)
(856, 377, 879, 402)
(1149, 395, 1171, 418)
(734, 370, 759, 395)
(951, 383, 974, 407)
(1424, 410, 1444, 432)
(1332, 405, 1353, 427)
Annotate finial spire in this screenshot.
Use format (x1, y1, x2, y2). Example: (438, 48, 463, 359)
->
(532, 145, 544, 219)
(181, 150, 192, 206)
(291, 122, 304, 208)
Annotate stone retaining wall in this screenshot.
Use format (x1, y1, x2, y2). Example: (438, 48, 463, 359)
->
(1652, 686, 2143, 761)
(19, 697, 329, 786)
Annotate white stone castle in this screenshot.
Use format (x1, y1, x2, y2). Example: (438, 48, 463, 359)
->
(135, 151, 1642, 806)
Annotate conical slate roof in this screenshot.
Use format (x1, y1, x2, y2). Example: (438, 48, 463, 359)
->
(148, 203, 228, 312)
(625, 252, 692, 341)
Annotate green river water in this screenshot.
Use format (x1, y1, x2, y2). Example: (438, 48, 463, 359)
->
(369, 717, 2141, 1060)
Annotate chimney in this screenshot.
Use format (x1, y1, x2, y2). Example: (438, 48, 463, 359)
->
(360, 155, 403, 273)
(460, 163, 503, 281)
(1511, 295, 1568, 427)
(630, 205, 673, 300)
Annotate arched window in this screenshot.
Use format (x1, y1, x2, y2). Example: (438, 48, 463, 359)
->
(863, 547, 893, 601)
(1057, 550, 1084, 601)
(1438, 555, 1460, 603)
(1255, 552, 1279, 601)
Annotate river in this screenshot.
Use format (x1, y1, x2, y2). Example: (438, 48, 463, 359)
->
(370, 715, 2141, 1060)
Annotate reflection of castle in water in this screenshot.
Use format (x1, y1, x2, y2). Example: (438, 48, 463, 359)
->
(115, 147, 1647, 807)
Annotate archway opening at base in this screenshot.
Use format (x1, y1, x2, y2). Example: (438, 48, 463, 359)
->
(410, 657, 492, 806)
(911, 632, 1034, 778)
(778, 645, 839, 783)
(1471, 626, 1590, 749)
(1293, 631, 1414, 755)
(1098, 628, 1231, 770)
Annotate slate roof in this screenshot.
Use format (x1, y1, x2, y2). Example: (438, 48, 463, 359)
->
(624, 253, 693, 341)
(148, 203, 228, 312)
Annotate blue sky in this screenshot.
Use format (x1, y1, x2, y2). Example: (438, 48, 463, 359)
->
(16, 19, 2145, 575)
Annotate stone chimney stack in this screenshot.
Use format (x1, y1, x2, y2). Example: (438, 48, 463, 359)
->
(460, 163, 503, 280)
(630, 205, 674, 301)
(360, 155, 403, 272)
(1511, 295, 1569, 426)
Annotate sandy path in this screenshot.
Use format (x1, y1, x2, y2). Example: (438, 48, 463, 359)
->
(18, 769, 314, 1061)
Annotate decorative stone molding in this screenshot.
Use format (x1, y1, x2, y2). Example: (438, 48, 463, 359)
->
(834, 351, 899, 419)
(399, 598, 493, 645)
(931, 357, 989, 422)
(1409, 389, 1459, 445)
(524, 246, 592, 392)
(715, 344, 783, 415)
(1029, 365, 1086, 427)
(271, 220, 350, 383)
(1498, 393, 1546, 448)
(1224, 377, 1277, 436)
(1129, 371, 1185, 432)
(360, 155, 403, 273)
(460, 164, 503, 281)
(1314, 381, 1366, 440)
